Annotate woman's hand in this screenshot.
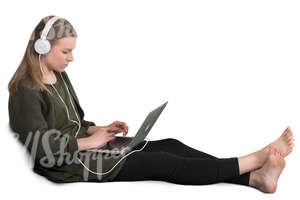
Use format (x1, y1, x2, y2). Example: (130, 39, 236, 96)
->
(106, 120, 129, 136)
(86, 126, 104, 135)
(88, 123, 129, 149)
(88, 127, 116, 149)
(87, 121, 129, 136)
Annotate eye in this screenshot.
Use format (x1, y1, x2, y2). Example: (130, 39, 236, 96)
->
(62, 51, 68, 54)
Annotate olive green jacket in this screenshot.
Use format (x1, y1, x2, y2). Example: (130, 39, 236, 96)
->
(8, 70, 127, 183)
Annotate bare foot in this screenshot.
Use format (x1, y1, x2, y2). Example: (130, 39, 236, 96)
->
(269, 126, 295, 157)
(252, 126, 295, 168)
(249, 147, 286, 193)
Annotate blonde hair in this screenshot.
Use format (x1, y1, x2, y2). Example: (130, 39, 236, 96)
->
(8, 15, 78, 96)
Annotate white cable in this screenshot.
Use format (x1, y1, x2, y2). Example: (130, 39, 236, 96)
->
(39, 55, 45, 75)
(39, 56, 149, 175)
(59, 72, 81, 137)
(39, 54, 81, 137)
(77, 137, 150, 175)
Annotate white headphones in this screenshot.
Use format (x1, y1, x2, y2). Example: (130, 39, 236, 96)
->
(34, 16, 150, 177)
(34, 16, 61, 55)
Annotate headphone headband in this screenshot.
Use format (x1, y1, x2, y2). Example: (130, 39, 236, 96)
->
(41, 16, 61, 40)
(34, 16, 61, 55)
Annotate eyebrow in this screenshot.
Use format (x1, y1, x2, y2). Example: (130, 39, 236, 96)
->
(63, 48, 74, 51)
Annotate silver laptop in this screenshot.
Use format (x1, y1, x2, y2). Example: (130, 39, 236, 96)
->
(88, 101, 168, 155)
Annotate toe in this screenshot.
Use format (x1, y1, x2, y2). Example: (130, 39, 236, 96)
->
(289, 141, 295, 147)
(292, 143, 295, 148)
(286, 131, 293, 138)
(288, 139, 295, 145)
(288, 135, 293, 140)
(283, 130, 288, 137)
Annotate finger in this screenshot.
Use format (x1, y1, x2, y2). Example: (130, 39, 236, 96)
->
(121, 124, 128, 136)
(112, 121, 128, 135)
(123, 127, 128, 135)
(120, 122, 128, 134)
(110, 121, 120, 128)
(114, 121, 125, 127)
(123, 130, 127, 136)
(115, 123, 127, 133)
(122, 124, 127, 136)
(115, 122, 125, 128)
(108, 127, 121, 134)
(114, 121, 124, 126)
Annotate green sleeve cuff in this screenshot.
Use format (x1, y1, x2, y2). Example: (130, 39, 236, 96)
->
(81, 120, 96, 128)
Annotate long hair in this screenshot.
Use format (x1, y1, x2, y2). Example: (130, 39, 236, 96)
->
(8, 15, 78, 96)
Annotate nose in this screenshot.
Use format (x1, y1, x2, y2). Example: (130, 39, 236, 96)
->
(67, 52, 74, 62)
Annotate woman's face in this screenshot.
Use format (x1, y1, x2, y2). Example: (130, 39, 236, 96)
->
(42, 36, 76, 72)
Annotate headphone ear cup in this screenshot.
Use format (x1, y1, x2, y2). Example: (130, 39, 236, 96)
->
(34, 38, 51, 54)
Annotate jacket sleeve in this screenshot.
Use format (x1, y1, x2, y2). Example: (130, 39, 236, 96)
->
(81, 119, 96, 128)
(8, 85, 78, 168)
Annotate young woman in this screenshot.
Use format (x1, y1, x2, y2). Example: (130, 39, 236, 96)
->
(8, 15, 295, 193)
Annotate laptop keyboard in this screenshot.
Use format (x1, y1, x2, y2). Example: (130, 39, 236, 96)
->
(108, 136, 133, 149)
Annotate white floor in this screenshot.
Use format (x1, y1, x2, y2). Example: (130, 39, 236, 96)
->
(2, 130, 298, 200)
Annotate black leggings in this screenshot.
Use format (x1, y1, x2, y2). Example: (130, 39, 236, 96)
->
(112, 138, 250, 186)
